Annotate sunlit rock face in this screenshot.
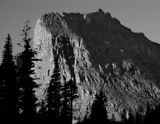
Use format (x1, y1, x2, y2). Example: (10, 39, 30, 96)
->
(33, 9, 160, 122)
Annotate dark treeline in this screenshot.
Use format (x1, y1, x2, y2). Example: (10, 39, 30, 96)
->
(0, 21, 160, 124)
(0, 20, 78, 124)
(78, 92, 160, 124)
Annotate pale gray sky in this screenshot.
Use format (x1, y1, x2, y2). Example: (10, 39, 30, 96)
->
(0, 0, 160, 57)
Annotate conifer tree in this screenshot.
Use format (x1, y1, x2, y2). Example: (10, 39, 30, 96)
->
(89, 91, 108, 124)
(61, 78, 78, 124)
(61, 80, 72, 124)
(143, 103, 160, 124)
(17, 20, 37, 123)
(37, 101, 48, 124)
(126, 109, 135, 124)
(47, 55, 62, 123)
(0, 34, 18, 122)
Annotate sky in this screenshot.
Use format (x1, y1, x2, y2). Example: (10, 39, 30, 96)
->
(0, 0, 160, 58)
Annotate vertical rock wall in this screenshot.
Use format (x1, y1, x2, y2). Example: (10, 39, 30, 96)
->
(33, 11, 160, 122)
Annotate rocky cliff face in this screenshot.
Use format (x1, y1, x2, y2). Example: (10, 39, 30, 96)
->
(33, 9, 160, 122)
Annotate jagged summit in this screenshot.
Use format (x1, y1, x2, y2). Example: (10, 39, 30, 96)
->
(39, 10, 129, 35)
(38, 10, 160, 77)
(33, 10, 160, 122)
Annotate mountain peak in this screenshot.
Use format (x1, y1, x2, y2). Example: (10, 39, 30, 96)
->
(33, 10, 160, 122)
(39, 10, 122, 36)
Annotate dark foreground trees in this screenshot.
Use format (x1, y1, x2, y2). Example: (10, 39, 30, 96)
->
(142, 103, 160, 124)
(2, 26, 160, 124)
(60, 79, 78, 124)
(45, 35, 79, 124)
(90, 91, 108, 123)
(0, 30, 80, 124)
(17, 20, 37, 123)
(0, 34, 18, 123)
(77, 91, 113, 124)
(47, 55, 62, 123)
(0, 21, 38, 123)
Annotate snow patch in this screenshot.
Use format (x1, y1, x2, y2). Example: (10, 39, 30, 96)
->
(120, 49, 124, 52)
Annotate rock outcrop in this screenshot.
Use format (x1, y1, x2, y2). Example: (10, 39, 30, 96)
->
(33, 9, 160, 122)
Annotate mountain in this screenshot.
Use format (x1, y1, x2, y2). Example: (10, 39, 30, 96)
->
(32, 9, 160, 122)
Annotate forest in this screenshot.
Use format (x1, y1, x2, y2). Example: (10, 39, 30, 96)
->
(0, 20, 160, 124)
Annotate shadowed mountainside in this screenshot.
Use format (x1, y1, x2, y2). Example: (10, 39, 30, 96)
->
(33, 9, 160, 122)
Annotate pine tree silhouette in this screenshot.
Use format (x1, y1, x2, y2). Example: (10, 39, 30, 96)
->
(47, 55, 62, 124)
(126, 109, 135, 124)
(88, 91, 108, 124)
(135, 112, 142, 124)
(121, 110, 128, 124)
(37, 101, 48, 124)
(143, 103, 160, 124)
(17, 21, 37, 124)
(142, 102, 151, 124)
(0, 34, 18, 123)
(61, 78, 78, 124)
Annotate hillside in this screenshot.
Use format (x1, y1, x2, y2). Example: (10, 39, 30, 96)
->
(33, 9, 160, 122)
